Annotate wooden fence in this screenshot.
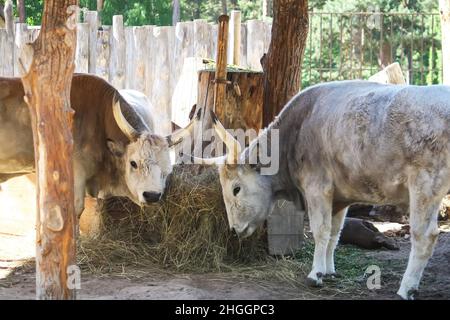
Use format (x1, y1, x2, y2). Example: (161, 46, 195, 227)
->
(0, 10, 272, 135)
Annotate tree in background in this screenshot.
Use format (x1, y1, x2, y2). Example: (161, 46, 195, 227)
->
(263, 0, 309, 126)
(16, 0, 25, 22)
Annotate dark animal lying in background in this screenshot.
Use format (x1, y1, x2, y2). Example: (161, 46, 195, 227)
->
(339, 218, 399, 250)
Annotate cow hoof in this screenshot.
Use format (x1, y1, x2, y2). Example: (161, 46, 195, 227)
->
(306, 273, 323, 287)
(397, 288, 418, 300)
(406, 289, 419, 300)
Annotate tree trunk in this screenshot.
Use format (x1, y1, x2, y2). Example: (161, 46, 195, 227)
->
(19, 0, 78, 300)
(440, 0, 450, 85)
(172, 0, 180, 26)
(262, 0, 309, 126)
(16, 0, 26, 23)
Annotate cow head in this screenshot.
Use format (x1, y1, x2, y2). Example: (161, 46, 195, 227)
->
(192, 111, 275, 238)
(108, 98, 195, 205)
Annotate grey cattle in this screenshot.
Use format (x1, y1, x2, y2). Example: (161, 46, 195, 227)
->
(197, 80, 450, 299)
(0, 74, 192, 218)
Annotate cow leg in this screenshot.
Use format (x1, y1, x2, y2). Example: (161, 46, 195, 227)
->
(397, 172, 444, 300)
(304, 185, 333, 287)
(326, 207, 347, 276)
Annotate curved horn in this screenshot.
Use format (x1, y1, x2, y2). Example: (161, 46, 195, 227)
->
(112, 97, 139, 141)
(210, 109, 242, 164)
(165, 107, 203, 147)
(181, 152, 227, 165)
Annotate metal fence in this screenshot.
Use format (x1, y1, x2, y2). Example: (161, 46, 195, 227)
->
(303, 12, 442, 87)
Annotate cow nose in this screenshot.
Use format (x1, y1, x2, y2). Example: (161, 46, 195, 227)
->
(143, 192, 161, 203)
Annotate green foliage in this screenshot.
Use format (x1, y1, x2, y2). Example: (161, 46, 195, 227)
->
(302, 0, 442, 86)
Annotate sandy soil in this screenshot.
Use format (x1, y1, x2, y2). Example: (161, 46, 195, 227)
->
(1, 176, 449, 300)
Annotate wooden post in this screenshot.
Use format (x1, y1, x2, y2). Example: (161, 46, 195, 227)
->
(4, 0, 13, 37)
(95, 26, 110, 81)
(440, 0, 450, 85)
(213, 15, 229, 117)
(246, 20, 265, 71)
(110, 15, 125, 89)
(16, 0, 26, 23)
(75, 22, 89, 73)
(19, 0, 78, 299)
(84, 10, 98, 74)
(227, 10, 241, 66)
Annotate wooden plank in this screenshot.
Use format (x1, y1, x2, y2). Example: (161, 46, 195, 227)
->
(0, 28, 14, 76)
(124, 26, 136, 89)
(83, 10, 98, 74)
(133, 26, 148, 93)
(151, 26, 172, 135)
(264, 22, 272, 53)
(75, 22, 89, 73)
(95, 26, 110, 81)
(194, 19, 209, 58)
(13, 23, 28, 76)
(227, 10, 241, 66)
(171, 22, 193, 99)
(268, 201, 304, 256)
(144, 25, 155, 104)
(240, 23, 248, 68)
(110, 15, 125, 89)
(246, 20, 266, 71)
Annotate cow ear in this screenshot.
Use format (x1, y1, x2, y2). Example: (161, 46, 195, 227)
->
(107, 139, 125, 157)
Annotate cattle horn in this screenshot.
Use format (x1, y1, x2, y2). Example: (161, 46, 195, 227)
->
(112, 98, 139, 141)
(165, 107, 203, 147)
(210, 109, 242, 164)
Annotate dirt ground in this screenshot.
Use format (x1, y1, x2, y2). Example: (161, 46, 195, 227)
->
(1, 176, 449, 300)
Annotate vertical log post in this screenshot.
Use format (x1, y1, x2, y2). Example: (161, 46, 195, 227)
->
(84, 10, 98, 74)
(110, 15, 125, 89)
(227, 10, 241, 66)
(213, 15, 229, 119)
(19, 0, 78, 300)
(194, 15, 229, 158)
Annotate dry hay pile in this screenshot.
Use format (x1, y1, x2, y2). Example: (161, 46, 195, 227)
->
(78, 165, 268, 275)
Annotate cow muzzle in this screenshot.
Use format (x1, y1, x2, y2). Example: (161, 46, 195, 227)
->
(232, 223, 255, 239)
(142, 191, 162, 203)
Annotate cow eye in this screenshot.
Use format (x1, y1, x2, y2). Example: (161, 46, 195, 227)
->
(130, 161, 137, 169)
(233, 186, 241, 196)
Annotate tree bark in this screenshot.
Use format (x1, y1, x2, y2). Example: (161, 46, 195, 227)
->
(262, 0, 309, 126)
(440, 0, 450, 85)
(19, 0, 78, 300)
(172, 0, 180, 26)
(16, 0, 26, 23)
